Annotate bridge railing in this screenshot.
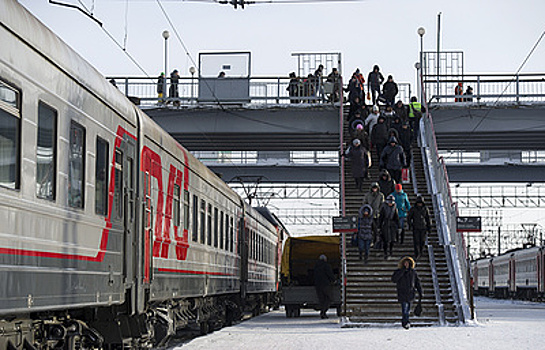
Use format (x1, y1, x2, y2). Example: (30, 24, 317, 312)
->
(107, 76, 412, 107)
(424, 73, 545, 104)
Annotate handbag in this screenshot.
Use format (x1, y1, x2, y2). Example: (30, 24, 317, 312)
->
(351, 234, 358, 247)
(414, 300, 422, 317)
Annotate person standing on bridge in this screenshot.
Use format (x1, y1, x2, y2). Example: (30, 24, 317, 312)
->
(407, 196, 431, 259)
(314, 254, 335, 319)
(367, 65, 385, 105)
(379, 195, 400, 259)
(392, 256, 423, 329)
(157, 72, 165, 104)
(169, 69, 180, 106)
(382, 75, 399, 107)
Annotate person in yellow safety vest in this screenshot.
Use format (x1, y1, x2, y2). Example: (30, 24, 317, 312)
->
(408, 97, 425, 140)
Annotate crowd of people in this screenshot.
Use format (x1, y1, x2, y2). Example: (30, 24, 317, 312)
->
(287, 65, 342, 103)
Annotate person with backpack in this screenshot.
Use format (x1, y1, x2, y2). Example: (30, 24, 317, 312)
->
(407, 196, 432, 259)
(392, 256, 423, 329)
(408, 96, 425, 140)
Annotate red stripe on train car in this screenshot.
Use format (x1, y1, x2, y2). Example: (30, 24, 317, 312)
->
(0, 126, 136, 262)
(157, 267, 235, 276)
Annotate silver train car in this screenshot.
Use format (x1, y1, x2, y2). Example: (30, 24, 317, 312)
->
(472, 246, 545, 300)
(0, 1, 285, 348)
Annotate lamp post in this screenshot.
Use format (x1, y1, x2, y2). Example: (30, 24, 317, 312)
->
(162, 30, 170, 103)
(417, 27, 426, 102)
(189, 66, 196, 104)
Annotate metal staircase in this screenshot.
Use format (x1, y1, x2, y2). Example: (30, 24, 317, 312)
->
(341, 106, 470, 326)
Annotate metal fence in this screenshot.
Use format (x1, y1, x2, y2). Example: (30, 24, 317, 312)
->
(192, 150, 339, 165)
(107, 76, 412, 107)
(424, 73, 545, 104)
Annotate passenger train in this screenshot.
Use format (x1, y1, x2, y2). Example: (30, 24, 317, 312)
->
(0, 1, 286, 348)
(472, 246, 545, 300)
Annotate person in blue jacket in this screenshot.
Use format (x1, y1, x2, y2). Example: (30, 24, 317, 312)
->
(391, 183, 410, 244)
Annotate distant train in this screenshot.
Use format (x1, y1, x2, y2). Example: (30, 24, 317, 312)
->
(0, 1, 286, 349)
(472, 246, 545, 300)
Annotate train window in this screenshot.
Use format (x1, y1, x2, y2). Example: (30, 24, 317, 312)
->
(213, 207, 219, 248)
(113, 149, 123, 219)
(219, 211, 224, 250)
(95, 137, 108, 215)
(207, 204, 212, 246)
(0, 80, 21, 190)
(36, 103, 57, 200)
(184, 190, 190, 231)
(192, 195, 198, 242)
(224, 214, 229, 251)
(200, 199, 205, 244)
(68, 121, 85, 208)
(173, 184, 180, 227)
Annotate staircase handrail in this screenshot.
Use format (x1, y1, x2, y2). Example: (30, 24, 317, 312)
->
(419, 113, 471, 323)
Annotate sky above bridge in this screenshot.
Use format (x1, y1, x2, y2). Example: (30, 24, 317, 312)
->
(18, 0, 545, 86)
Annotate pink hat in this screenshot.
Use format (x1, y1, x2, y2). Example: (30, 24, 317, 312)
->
(356, 124, 363, 130)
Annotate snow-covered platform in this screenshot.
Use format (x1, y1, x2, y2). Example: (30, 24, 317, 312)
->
(174, 297, 545, 350)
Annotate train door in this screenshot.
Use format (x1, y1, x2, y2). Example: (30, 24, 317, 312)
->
(488, 259, 494, 296)
(115, 137, 138, 313)
(509, 255, 516, 297)
(239, 216, 248, 300)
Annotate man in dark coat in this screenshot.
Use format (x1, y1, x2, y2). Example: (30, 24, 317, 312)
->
(378, 169, 395, 199)
(379, 195, 400, 259)
(393, 100, 408, 122)
(367, 65, 384, 105)
(314, 254, 335, 319)
(344, 138, 369, 192)
(398, 121, 413, 168)
(380, 136, 406, 184)
(382, 75, 399, 107)
(407, 196, 432, 258)
(356, 205, 375, 263)
(371, 115, 389, 164)
(392, 256, 423, 329)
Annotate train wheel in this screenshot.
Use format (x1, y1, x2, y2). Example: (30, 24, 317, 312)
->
(285, 306, 292, 318)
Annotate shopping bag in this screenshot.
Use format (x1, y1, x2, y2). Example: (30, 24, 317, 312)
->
(414, 300, 423, 316)
(402, 168, 410, 183)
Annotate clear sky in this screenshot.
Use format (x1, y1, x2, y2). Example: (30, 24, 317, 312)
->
(18, 0, 545, 86)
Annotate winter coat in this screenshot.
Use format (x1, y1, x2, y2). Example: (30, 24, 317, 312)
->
(371, 118, 389, 147)
(378, 170, 396, 198)
(345, 144, 369, 178)
(393, 103, 408, 122)
(390, 190, 411, 218)
(365, 112, 380, 136)
(398, 124, 412, 152)
(408, 102, 425, 119)
(379, 202, 399, 242)
(392, 257, 423, 303)
(390, 118, 403, 136)
(380, 137, 406, 171)
(314, 259, 335, 287)
(383, 81, 399, 100)
(348, 100, 366, 120)
(357, 205, 375, 241)
(368, 71, 385, 90)
(408, 202, 431, 232)
(363, 190, 384, 219)
(347, 77, 363, 103)
(382, 111, 395, 128)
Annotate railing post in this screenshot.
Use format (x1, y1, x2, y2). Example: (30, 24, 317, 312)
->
(276, 77, 280, 104)
(125, 77, 129, 97)
(476, 75, 481, 101)
(516, 74, 520, 103)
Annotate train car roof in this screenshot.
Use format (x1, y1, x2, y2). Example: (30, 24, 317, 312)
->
(1, 0, 137, 125)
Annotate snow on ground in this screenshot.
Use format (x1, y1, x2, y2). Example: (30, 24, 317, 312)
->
(174, 297, 545, 350)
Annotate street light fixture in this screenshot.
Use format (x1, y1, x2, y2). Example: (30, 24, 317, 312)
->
(417, 27, 425, 102)
(162, 30, 170, 104)
(189, 66, 196, 103)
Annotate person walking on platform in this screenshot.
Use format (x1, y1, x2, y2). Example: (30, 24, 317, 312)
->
(380, 136, 406, 184)
(382, 75, 399, 107)
(314, 254, 335, 319)
(287, 72, 300, 103)
(371, 115, 389, 164)
(346, 73, 363, 105)
(344, 139, 369, 192)
(392, 256, 423, 329)
(407, 196, 431, 259)
(378, 169, 396, 200)
(379, 195, 400, 259)
(391, 184, 411, 245)
(367, 65, 385, 105)
(356, 205, 376, 263)
(408, 96, 425, 140)
(362, 183, 384, 246)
